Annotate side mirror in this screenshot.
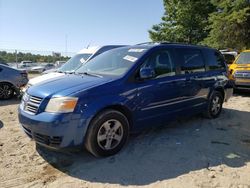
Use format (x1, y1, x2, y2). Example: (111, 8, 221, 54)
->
(139, 67, 155, 79)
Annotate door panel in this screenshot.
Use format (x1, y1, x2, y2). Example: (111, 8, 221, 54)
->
(133, 48, 188, 127)
(174, 48, 209, 109)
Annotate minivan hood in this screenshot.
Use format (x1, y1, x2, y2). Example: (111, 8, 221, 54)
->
(28, 72, 64, 86)
(236, 64, 250, 69)
(27, 74, 114, 98)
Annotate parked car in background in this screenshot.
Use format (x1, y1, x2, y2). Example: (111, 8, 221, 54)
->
(30, 63, 55, 73)
(43, 61, 66, 74)
(22, 45, 126, 91)
(229, 50, 250, 90)
(220, 49, 238, 66)
(18, 61, 36, 72)
(55, 61, 66, 67)
(0, 64, 28, 99)
(19, 60, 33, 68)
(19, 43, 233, 157)
(0, 62, 9, 66)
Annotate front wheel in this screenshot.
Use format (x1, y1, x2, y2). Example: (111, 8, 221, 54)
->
(84, 110, 129, 157)
(204, 91, 223, 119)
(0, 83, 14, 100)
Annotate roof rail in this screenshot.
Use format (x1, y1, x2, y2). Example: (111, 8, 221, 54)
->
(160, 41, 186, 45)
(135, 42, 159, 45)
(136, 41, 183, 45)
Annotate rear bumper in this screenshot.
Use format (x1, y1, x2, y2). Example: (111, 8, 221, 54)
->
(224, 80, 234, 102)
(224, 88, 233, 102)
(14, 78, 29, 96)
(18, 106, 88, 149)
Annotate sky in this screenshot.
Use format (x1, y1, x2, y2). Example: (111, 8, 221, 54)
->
(0, 0, 164, 55)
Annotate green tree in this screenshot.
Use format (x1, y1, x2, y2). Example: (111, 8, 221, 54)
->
(0, 51, 70, 63)
(149, 0, 215, 44)
(203, 0, 250, 50)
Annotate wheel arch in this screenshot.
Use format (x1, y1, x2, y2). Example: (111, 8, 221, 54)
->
(214, 87, 225, 100)
(0, 81, 17, 91)
(86, 104, 134, 133)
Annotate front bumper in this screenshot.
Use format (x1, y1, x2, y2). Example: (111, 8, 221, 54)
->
(18, 107, 88, 148)
(234, 79, 250, 90)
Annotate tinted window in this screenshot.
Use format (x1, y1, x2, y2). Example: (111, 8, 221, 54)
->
(141, 49, 175, 78)
(176, 48, 205, 74)
(205, 49, 226, 70)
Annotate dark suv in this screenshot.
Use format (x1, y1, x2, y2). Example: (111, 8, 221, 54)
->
(18, 43, 233, 157)
(0, 64, 28, 99)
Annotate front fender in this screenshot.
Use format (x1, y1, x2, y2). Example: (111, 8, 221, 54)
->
(77, 92, 137, 135)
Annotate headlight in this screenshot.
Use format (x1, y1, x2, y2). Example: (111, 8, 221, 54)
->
(45, 97, 78, 113)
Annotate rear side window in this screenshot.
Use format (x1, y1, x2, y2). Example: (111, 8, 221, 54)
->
(205, 49, 226, 70)
(176, 48, 205, 74)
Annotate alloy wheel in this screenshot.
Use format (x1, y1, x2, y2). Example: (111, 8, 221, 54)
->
(97, 119, 124, 150)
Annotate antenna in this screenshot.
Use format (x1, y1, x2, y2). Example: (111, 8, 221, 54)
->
(86, 42, 91, 49)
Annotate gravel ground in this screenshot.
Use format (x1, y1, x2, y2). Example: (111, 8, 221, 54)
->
(0, 90, 250, 188)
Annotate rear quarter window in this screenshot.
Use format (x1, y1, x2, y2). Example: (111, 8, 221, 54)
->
(204, 49, 226, 70)
(175, 48, 205, 74)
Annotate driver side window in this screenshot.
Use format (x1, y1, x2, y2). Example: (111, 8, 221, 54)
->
(141, 49, 176, 78)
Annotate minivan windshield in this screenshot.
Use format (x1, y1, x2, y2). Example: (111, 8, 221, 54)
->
(75, 47, 148, 76)
(236, 52, 250, 64)
(58, 53, 92, 72)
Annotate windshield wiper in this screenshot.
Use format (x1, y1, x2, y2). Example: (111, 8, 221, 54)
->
(57, 70, 74, 74)
(76, 72, 102, 78)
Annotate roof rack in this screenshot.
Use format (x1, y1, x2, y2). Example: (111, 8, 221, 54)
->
(135, 42, 160, 45)
(135, 41, 213, 49)
(136, 41, 183, 45)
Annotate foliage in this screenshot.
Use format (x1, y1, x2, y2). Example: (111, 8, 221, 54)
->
(0, 51, 70, 63)
(203, 0, 250, 50)
(149, 0, 215, 44)
(149, 0, 250, 50)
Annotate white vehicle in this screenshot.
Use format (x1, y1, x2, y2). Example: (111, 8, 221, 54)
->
(22, 45, 126, 92)
(220, 49, 238, 65)
(55, 61, 66, 67)
(20, 60, 33, 66)
(18, 61, 34, 71)
(30, 63, 55, 73)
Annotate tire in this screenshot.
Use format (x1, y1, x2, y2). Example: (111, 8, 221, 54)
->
(0, 83, 14, 100)
(204, 91, 223, 119)
(84, 109, 129, 157)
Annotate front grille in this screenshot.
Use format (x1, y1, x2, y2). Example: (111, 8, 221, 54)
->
(22, 93, 43, 115)
(234, 71, 250, 79)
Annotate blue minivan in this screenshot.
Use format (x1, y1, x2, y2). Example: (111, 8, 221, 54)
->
(18, 43, 233, 157)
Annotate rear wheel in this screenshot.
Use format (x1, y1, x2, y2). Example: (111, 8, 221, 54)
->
(204, 91, 223, 119)
(85, 109, 129, 157)
(0, 83, 14, 100)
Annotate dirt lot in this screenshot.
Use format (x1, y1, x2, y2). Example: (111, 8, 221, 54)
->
(0, 90, 250, 188)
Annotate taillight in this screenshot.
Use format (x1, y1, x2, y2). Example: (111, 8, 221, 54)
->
(21, 72, 28, 78)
